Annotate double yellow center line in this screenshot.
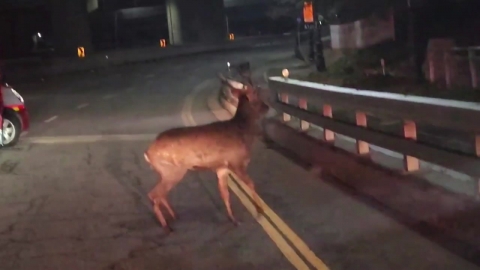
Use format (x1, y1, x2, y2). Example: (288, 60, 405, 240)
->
(227, 172, 329, 270)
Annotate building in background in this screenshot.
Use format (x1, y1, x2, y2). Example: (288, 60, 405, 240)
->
(224, 0, 296, 36)
(0, 0, 298, 59)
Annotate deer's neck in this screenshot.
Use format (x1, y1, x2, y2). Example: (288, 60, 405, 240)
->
(232, 98, 254, 122)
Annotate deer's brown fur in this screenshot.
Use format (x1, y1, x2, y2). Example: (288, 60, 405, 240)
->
(144, 76, 268, 233)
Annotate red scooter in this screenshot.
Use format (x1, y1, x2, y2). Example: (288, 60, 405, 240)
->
(1, 83, 29, 147)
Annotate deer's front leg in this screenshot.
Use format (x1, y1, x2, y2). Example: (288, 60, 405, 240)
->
(216, 168, 238, 226)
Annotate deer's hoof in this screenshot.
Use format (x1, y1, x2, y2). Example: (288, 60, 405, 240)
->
(163, 225, 174, 235)
(229, 218, 241, 227)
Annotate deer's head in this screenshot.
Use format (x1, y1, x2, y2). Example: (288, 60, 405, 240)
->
(218, 73, 269, 120)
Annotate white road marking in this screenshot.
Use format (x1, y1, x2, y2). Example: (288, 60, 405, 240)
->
(207, 93, 231, 121)
(181, 79, 217, 126)
(44, 116, 58, 123)
(25, 134, 157, 144)
(76, 103, 89, 109)
(103, 94, 117, 100)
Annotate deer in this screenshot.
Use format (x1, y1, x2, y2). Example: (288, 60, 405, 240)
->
(144, 73, 269, 234)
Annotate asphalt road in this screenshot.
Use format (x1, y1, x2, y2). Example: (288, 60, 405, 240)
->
(1, 47, 480, 270)
(0, 47, 299, 270)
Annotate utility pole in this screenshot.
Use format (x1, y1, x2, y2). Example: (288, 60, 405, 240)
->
(407, 0, 424, 83)
(303, 0, 326, 72)
(295, 17, 301, 49)
(303, 1, 315, 62)
(313, 13, 326, 71)
(407, 0, 415, 64)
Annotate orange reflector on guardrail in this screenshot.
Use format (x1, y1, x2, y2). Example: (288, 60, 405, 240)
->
(160, 39, 167, 47)
(77, 47, 85, 58)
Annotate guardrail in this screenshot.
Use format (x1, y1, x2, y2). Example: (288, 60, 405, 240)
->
(219, 71, 480, 196)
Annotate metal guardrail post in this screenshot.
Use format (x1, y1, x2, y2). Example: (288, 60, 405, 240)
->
(299, 98, 310, 131)
(355, 112, 369, 155)
(444, 52, 451, 88)
(468, 48, 478, 88)
(322, 105, 334, 142)
(476, 135, 480, 157)
(404, 120, 419, 172)
(476, 133, 480, 194)
(281, 94, 291, 122)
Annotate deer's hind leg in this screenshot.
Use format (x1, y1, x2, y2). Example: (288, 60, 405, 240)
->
(148, 166, 186, 234)
(149, 187, 171, 234)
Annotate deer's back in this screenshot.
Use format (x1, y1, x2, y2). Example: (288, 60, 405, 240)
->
(146, 121, 251, 170)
